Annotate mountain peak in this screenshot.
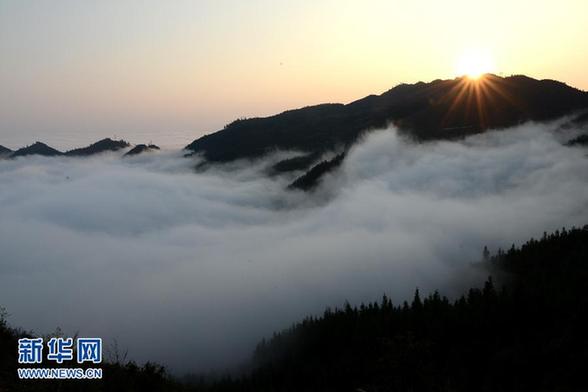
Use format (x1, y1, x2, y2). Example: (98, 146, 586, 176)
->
(10, 142, 63, 158)
(0, 144, 12, 156)
(123, 144, 160, 157)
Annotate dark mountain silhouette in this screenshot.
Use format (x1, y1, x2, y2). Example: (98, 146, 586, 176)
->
(288, 153, 346, 191)
(0, 145, 11, 156)
(65, 138, 130, 156)
(123, 144, 161, 157)
(9, 142, 63, 158)
(567, 134, 588, 146)
(185, 74, 588, 172)
(0, 140, 163, 161)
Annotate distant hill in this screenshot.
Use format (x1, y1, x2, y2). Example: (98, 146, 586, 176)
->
(0, 140, 160, 160)
(65, 138, 130, 156)
(10, 142, 63, 158)
(0, 145, 11, 157)
(288, 153, 346, 191)
(185, 74, 588, 170)
(123, 144, 160, 157)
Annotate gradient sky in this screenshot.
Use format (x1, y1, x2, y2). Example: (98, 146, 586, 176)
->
(1, 0, 587, 148)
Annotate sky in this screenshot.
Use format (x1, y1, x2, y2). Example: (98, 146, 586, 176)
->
(1, 0, 587, 148)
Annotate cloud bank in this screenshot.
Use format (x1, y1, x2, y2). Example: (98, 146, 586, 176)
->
(1, 120, 588, 373)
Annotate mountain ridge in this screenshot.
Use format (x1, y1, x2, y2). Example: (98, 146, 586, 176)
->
(10, 142, 63, 158)
(65, 138, 130, 156)
(3, 75, 587, 171)
(185, 74, 588, 167)
(3, 139, 157, 159)
(124, 144, 161, 157)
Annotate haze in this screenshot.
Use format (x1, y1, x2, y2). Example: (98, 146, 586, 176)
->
(1, 0, 588, 149)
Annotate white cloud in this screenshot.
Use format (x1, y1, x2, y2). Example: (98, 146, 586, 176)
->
(1, 120, 587, 373)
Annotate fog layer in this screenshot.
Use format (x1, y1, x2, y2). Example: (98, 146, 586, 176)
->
(1, 121, 587, 373)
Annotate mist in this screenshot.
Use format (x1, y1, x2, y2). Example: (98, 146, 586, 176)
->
(1, 120, 588, 374)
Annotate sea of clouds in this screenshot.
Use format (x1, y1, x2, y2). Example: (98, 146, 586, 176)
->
(1, 119, 588, 373)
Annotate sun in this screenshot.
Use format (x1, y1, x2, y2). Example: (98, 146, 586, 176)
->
(455, 49, 495, 79)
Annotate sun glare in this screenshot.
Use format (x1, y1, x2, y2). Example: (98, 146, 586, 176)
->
(455, 49, 495, 79)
